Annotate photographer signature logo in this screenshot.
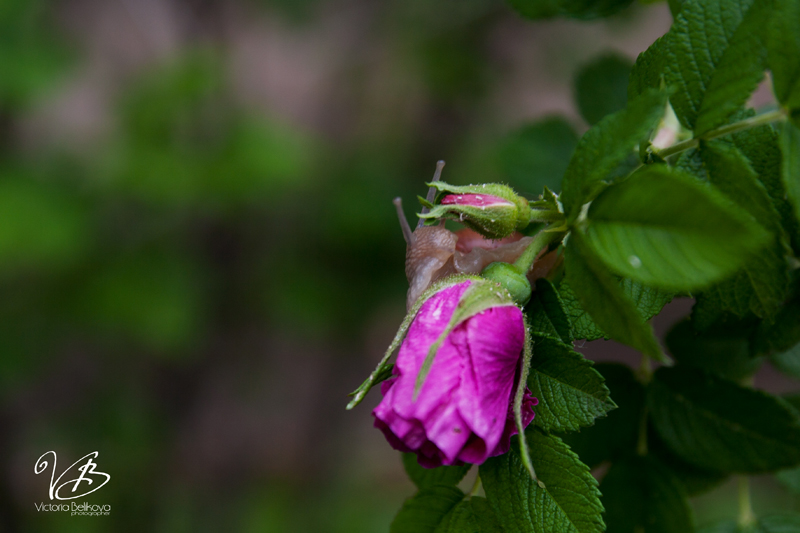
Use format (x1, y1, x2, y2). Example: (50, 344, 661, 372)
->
(34, 451, 110, 501)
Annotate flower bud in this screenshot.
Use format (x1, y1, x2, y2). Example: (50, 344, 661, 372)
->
(372, 277, 537, 467)
(418, 182, 532, 240)
(480, 261, 532, 306)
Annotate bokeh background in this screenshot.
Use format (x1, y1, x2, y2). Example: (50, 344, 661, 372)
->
(0, 0, 797, 531)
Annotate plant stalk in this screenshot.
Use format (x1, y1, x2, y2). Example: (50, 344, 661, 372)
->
(513, 229, 564, 273)
(738, 476, 756, 528)
(654, 109, 787, 159)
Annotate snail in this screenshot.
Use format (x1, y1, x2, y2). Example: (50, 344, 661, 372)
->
(396, 161, 562, 310)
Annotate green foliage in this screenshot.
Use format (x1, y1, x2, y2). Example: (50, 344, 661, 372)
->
(666, 319, 762, 382)
(628, 34, 669, 101)
(402, 454, 472, 490)
(561, 363, 643, 468)
(665, 0, 768, 133)
(480, 430, 604, 533)
(599, 456, 694, 533)
(526, 337, 614, 433)
(564, 231, 665, 360)
(732, 119, 800, 252)
(391, 486, 466, 533)
(751, 295, 800, 358)
(435, 498, 504, 533)
(528, 278, 574, 343)
(692, 141, 790, 320)
(649, 433, 730, 496)
(574, 53, 632, 126)
(560, 88, 669, 219)
(583, 164, 769, 291)
(768, 0, 800, 120)
(780, 124, 800, 243)
(558, 277, 673, 341)
(648, 366, 800, 473)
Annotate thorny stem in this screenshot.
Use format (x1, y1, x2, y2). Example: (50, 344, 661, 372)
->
(653, 109, 787, 159)
(738, 476, 757, 528)
(513, 229, 565, 274)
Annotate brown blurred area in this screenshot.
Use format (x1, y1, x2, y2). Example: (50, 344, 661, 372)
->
(1, 1, 795, 531)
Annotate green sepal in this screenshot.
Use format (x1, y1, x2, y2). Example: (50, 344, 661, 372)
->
(417, 181, 532, 239)
(417, 195, 434, 209)
(346, 274, 481, 410)
(513, 320, 536, 481)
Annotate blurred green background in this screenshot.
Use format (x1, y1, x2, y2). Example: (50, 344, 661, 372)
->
(0, 0, 796, 531)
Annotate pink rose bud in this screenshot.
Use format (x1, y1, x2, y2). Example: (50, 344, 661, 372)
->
(373, 279, 537, 467)
(418, 182, 532, 240)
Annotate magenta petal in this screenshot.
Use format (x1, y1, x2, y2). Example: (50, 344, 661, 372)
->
(441, 194, 513, 208)
(456, 306, 525, 451)
(389, 282, 471, 424)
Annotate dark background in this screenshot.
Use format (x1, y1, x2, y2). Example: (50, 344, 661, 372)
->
(0, 0, 796, 531)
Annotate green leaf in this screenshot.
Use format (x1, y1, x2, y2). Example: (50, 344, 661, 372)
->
(732, 117, 800, 253)
(665, 0, 768, 133)
(694, 141, 790, 320)
(434, 497, 504, 533)
(560, 88, 668, 219)
(496, 117, 579, 194)
(583, 164, 769, 291)
(558, 277, 673, 342)
(574, 52, 632, 126)
(527, 337, 614, 433)
(780, 124, 800, 246)
(771, 343, 800, 379)
(564, 231, 666, 360)
(402, 453, 472, 490)
(528, 278, 574, 343)
(648, 365, 800, 473)
(561, 363, 643, 468)
(668, 0, 686, 17)
(600, 456, 695, 533)
(391, 486, 465, 533)
(556, 281, 605, 341)
(506, 0, 635, 20)
(666, 319, 762, 382)
(777, 466, 800, 494)
(649, 433, 729, 496)
(752, 296, 800, 357)
(768, 0, 800, 117)
(629, 34, 670, 101)
(480, 430, 604, 533)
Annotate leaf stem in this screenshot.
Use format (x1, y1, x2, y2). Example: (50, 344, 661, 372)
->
(513, 229, 564, 274)
(653, 109, 787, 159)
(738, 476, 756, 528)
(469, 475, 482, 498)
